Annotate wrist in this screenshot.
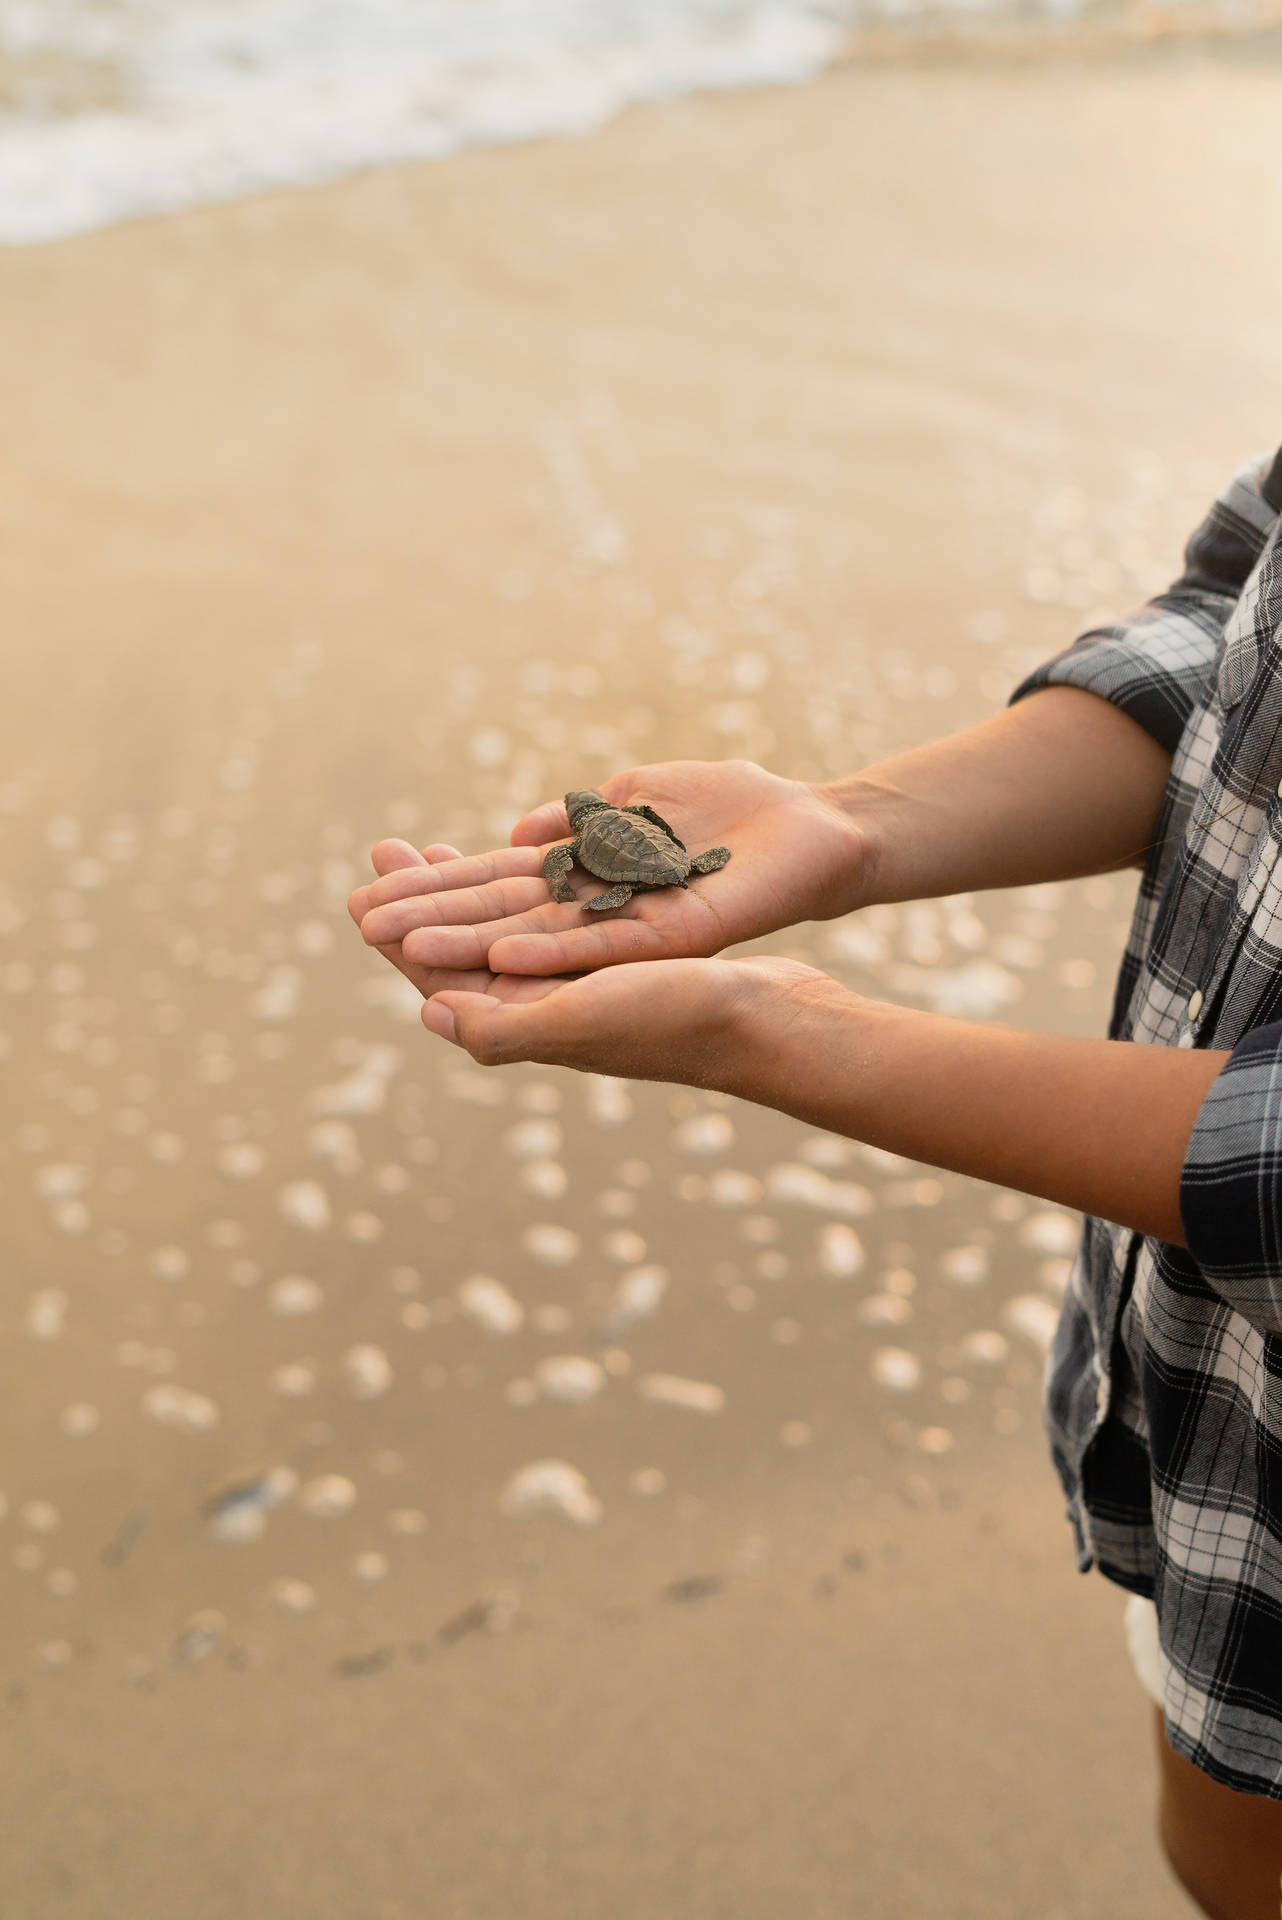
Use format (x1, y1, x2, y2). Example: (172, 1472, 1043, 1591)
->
(716, 958, 868, 1105)
(811, 773, 895, 911)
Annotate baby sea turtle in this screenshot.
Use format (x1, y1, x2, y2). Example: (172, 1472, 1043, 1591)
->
(543, 790, 731, 911)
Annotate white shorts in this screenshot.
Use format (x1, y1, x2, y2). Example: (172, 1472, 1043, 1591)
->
(1123, 1592, 1165, 1710)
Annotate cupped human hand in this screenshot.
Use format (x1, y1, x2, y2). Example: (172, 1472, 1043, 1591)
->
(348, 759, 866, 1002)
(421, 953, 839, 1089)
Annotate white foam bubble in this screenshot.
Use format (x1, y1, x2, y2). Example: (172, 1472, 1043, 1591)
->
(887, 960, 1022, 1019)
(300, 1474, 358, 1517)
(219, 1142, 266, 1179)
(600, 1263, 669, 1334)
(268, 1274, 324, 1317)
(269, 1577, 317, 1614)
(959, 1329, 1010, 1366)
(522, 1223, 580, 1266)
(500, 1459, 602, 1527)
(344, 1210, 384, 1243)
(826, 921, 890, 968)
(520, 1160, 568, 1201)
(870, 1348, 921, 1392)
(446, 1066, 505, 1107)
(856, 1293, 914, 1327)
(707, 1168, 763, 1207)
(251, 966, 302, 1021)
(637, 1372, 725, 1414)
(270, 1361, 316, 1396)
(25, 1289, 68, 1339)
(629, 1467, 666, 1497)
(142, 1383, 220, 1432)
(458, 1274, 525, 1336)
(307, 1119, 360, 1167)
(505, 1118, 562, 1160)
(34, 1162, 87, 1201)
(818, 1222, 864, 1279)
(586, 1076, 633, 1126)
(1039, 1257, 1072, 1297)
(672, 1112, 735, 1155)
(602, 1228, 646, 1264)
(1019, 1210, 1079, 1257)
(1003, 1294, 1061, 1353)
(344, 1344, 393, 1399)
(765, 1162, 872, 1217)
(387, 1507, 427, 1535)
(59, 1402, 100, 1437)
(534, 1355, 606, 1404)
(278, 1179, 332, 1231)
(940, 1244, 989, 1286)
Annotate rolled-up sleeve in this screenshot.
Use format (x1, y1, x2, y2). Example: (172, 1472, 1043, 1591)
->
(1010, 448, 1282, 757)
(1181, 1020, 1282, 1334)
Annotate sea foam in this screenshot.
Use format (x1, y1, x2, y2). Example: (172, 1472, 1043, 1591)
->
(0, 0, 848, 244)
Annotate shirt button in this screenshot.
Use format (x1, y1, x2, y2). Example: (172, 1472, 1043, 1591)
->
(1276, 775, 1282, 799)
(1187, 988, 1204, 1019)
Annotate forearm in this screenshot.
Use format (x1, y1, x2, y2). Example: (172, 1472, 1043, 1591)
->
(823, 685, 1173, 906)
(727, 977, 1226, 1245)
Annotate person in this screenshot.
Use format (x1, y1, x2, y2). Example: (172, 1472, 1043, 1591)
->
(349, 447, 1282, 1919)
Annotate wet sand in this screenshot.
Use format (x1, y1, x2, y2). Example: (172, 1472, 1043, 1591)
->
(4, 53, 1279, 1918)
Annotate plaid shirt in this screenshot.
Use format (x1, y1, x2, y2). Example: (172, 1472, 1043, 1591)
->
(1010, 444, 1282, 1799)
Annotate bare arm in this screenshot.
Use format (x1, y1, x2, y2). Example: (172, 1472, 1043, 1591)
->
(726, 971, 1224, 1247)
(823, 683, 1173, 907)
(424, 958, 1224, 1248)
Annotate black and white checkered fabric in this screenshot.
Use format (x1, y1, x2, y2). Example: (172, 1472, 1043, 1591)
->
(1010, 444, 1282, 1797)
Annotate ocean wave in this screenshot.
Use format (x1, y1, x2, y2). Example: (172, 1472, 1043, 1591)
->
(0, 1, 851, 244)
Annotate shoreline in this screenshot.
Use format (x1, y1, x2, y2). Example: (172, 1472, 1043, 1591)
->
(1, 55, 1273, 1915)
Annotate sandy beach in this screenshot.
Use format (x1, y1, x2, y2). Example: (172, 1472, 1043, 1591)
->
(2, 51, 1280, 1917)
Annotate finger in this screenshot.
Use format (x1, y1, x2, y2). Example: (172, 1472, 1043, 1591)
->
(420, 843, 464, 863)
(355, 845, 549, 918)
(401, 887, 629, 967)
(348, 840, 429, 923)
(372, 839, 428, 874)
(489, 913, 676, 975)
(347, 844, 427, 925)
(370, 939, 497, 1001)
(510, 800, 570, 848)
(361, 874, 556, 950)
(427, 987, 585, 1066)
(423, 991, 532, 1065)
(508, 771, 639, 848)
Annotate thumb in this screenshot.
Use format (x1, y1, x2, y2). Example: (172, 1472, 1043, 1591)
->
(511, 799, 570, 848)
(423, 991, 522, 1065)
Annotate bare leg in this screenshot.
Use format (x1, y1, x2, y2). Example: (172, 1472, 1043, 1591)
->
(542, 842, 577, 903)
(690, 845, 731, 874)
(1152, 1705, 1282, 1918)
(584, 884, 634, 912)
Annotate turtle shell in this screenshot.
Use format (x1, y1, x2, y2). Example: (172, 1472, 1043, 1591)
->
(577, 807, 691, 886)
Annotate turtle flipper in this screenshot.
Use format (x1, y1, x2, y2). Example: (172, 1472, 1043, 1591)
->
(623, 804, 686, 852)
(585, 884, 634, 912)
(543, 842, 579, 903)
(690, 845, 731, 875)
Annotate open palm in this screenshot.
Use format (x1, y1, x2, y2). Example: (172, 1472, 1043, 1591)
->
(349, 758, 866, 1002)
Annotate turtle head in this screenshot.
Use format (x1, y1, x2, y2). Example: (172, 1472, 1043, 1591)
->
(564, 789, 610, 828)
